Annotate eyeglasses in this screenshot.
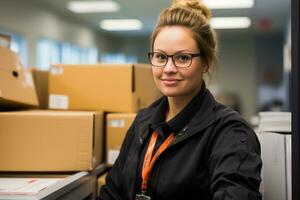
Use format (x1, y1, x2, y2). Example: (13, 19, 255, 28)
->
(148, 51, 202, 68)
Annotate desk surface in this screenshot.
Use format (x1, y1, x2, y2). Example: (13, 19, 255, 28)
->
(0, 164, 107, 200)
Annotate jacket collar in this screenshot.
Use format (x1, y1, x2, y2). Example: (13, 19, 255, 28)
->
(149, 83, 207, 137)
(136, 87, 217, 145)
(184, 90, 217, 135)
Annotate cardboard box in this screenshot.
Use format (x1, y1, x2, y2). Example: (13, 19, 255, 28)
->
(97, 173, 107, 198)
(0, 47, 38, 109)
(0, 110, 103, 172)
(106, 113, 136, 166)
(31, 68, 49, 109)
(49, 64, 161, 113)
(0, 33, 11, 48)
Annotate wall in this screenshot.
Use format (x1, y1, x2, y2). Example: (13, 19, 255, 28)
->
(101, 35, 151, 63)
(255, 33, 284, 111)
(213, 34, 257, 121)
(213, 33, 284, 120)
(255, 34, 284, 86)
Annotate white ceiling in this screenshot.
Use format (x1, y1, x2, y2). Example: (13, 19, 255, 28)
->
(29, 0, 291, 37)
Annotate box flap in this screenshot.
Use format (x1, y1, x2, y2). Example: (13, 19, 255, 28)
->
(0, 48, 38, 108)
(0, 46, 21, 71)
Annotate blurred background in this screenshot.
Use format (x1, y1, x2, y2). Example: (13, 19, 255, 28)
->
(0, 0, 291, 122)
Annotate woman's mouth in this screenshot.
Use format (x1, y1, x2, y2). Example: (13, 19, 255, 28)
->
(161, 78, 181, 86)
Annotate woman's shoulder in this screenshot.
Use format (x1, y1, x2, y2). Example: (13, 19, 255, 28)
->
(209, 102, 260, 152)
(212, 101, 255, 135)
(214, 101, 246, 124)
(135, 96, 165, 122)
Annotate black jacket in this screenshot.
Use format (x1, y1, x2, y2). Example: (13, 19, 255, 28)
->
(100, 89, 262, 200)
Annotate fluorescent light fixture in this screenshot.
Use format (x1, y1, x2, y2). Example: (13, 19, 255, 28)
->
(203, 0, 254, 9)
(68, 1, 120, 13)
(100, 19, 143, 31)
(210, 17, 251, 29)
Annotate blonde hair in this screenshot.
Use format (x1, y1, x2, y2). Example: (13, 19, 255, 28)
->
(151, 0, 218, 79)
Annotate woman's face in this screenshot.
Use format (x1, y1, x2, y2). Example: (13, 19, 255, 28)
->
(152, 26, 206, 98)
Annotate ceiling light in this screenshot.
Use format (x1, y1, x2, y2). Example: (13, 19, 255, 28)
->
(203, 0, 254, 9)
(100, 19, 143, 31)
(210, 17, 251, 29)
(68, 1, 120, 13)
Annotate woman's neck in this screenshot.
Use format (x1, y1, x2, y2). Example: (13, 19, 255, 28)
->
(166, 85, 202, 121)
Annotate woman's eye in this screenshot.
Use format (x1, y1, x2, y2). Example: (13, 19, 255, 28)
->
(155, 53, 167, 61)
(176, 54, 191, 62)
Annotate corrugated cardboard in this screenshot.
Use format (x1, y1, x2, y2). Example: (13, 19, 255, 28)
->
(97, 173, 107, 198)
(0, 47, 38, 109)
(106, 113, 136, 166)
(48, 64, 161, 112)
(0, 110, 103, 172)
(31, 68, 49, 109)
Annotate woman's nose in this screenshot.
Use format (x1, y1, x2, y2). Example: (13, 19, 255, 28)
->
(163, 57, 177, 73)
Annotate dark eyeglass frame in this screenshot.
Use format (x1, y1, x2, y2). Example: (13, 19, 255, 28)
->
(148, 51, 202, 68)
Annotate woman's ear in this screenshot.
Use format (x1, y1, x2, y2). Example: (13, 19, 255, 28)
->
(202, 64, 209, 73)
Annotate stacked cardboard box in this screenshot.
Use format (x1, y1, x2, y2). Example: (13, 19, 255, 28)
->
(0, 46, 38, 109)
(106, 113, 136, 166)
(48, 63, 160, 112)
(47, 63, 161, 167)
(0, 47, 105, 172)
(1, 61, 159, 174)
(0, 40, 161, 197)
(0, 110, 103, 172)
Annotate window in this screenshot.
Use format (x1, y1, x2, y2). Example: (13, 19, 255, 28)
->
(36, 38, 61, 70)
(36, 38, 99, 70)
(101, 53, 137, 63)
(82, 47, 98, 64)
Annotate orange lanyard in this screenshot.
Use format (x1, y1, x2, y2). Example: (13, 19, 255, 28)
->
(141, 131, 175, 192)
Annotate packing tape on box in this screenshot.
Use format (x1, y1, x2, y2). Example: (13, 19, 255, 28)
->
(50, 67, 63, 75)
(23, 72, 34, 87)
(49, 94, 69, 109)
(108, 119, 125, 128)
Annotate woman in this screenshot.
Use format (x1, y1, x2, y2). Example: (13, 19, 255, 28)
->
(100, 0, 262, 199)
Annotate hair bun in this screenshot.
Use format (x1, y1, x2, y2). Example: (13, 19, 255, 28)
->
(171, 0, 211, 20)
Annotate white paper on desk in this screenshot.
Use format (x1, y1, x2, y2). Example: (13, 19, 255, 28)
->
(0, 178, 62, 195)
